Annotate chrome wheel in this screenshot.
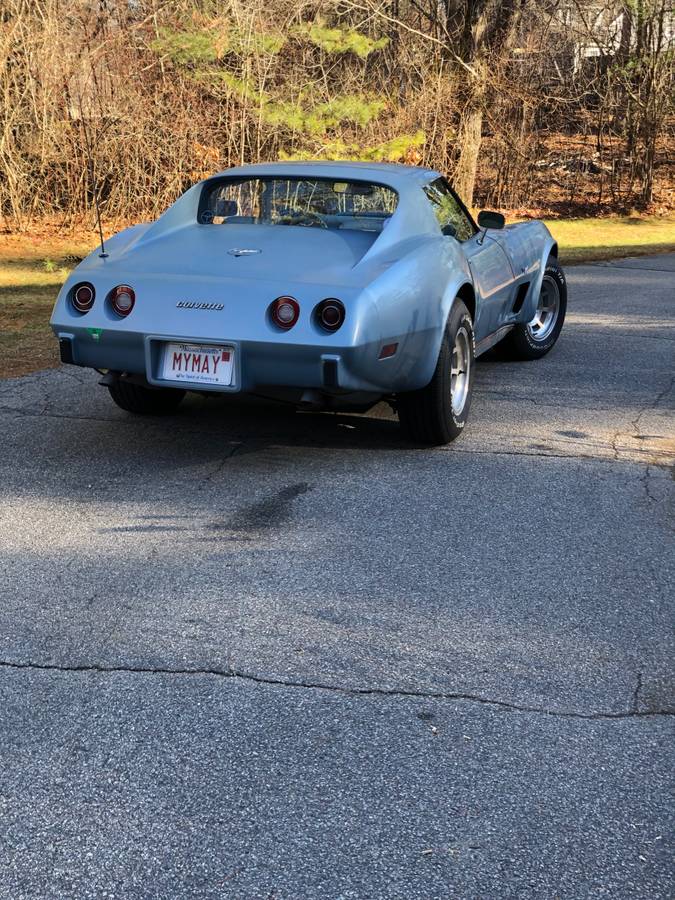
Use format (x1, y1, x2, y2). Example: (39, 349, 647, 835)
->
(450, 325, 471, 415)
(527, 275, 560, 342)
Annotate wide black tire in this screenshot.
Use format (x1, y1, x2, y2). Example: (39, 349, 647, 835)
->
(397, 299, 475, 445)
(498, 258, 567, 360)
(108, 380, 185, 414)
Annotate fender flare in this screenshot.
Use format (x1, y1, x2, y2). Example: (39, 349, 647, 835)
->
(414, 279, 476, 388)
(521, 235, 559, 322)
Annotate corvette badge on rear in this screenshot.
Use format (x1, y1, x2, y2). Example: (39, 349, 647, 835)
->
(161, 342, 235, 387)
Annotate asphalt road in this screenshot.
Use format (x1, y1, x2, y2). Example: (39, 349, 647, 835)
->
(0, 255, 673, 899)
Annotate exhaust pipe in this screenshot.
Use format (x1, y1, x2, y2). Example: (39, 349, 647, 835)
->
(298, 389, 325, 410)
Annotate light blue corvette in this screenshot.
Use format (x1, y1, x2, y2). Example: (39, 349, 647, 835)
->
(50, 161, 566, 444)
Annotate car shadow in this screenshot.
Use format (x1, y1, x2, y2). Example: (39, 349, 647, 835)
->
(172, 392, 412, 452)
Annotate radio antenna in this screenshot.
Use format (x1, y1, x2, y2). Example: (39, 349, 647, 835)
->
(79, 98, 108, 258)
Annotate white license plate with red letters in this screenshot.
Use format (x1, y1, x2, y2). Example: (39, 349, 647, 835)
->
(161, 342, 235, 386)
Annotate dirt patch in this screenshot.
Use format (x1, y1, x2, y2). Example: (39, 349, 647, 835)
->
(0, 233, 94, 378)
(0, 286, 61, 378)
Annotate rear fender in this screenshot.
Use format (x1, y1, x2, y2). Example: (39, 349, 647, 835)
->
(415, 239, 477, 388)
(393, 276, 474, 391)
(368, 237, 473, 391)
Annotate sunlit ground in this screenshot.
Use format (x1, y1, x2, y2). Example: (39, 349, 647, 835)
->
(542, 215, 675, 263)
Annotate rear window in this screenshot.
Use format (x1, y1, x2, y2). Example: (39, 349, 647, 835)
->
(198, 176, 398, 233)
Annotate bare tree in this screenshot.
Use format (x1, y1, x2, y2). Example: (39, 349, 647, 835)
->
(0, 0, 671, 226)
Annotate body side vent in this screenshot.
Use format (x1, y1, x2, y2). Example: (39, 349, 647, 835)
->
(512, 282, 531, 315)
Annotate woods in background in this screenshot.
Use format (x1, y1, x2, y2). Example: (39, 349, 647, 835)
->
(0, 0, 672, 227)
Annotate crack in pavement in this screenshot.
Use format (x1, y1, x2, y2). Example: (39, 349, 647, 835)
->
(632, 376, 674, 506)
(52, 367, 92, 388)
(439, 443, 671, 466)
(632, 375, 674, 436)
(632, 671, 643, 714)
(640, 464, 673, 524)
(589, 262, 675, 273)
(607, 375, 675, 495)
(0, 404, 120, 424)
(197, 442, 245, 491)
(0, 659, 670, 720)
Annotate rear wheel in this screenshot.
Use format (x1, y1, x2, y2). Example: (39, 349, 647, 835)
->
(108, 380, 185, 415)
(397, 299, 474, 445)
(498, 258, 566, 360)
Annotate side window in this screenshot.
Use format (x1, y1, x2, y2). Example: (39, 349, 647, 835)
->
(423, 178, 475, 241)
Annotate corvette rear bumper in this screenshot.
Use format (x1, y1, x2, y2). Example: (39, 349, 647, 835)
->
(53, 326, 408, 394)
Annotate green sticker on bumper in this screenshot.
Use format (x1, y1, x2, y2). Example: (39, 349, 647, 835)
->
(87, 328, 103, 341)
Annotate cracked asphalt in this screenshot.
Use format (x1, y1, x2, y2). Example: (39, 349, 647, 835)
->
(0, 254, 674, 898)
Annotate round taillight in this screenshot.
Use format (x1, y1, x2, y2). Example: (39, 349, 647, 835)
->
(316, 298, 345, 332)
(72, 282, 95, 313)
(271, 296, 300, 330)
(111, 284, 135, 317)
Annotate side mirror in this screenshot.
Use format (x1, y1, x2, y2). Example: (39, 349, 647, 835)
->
(477, 210, 505, 230)
(441, 222, 457, 238)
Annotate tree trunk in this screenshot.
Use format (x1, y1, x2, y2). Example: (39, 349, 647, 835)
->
(453, 85, 485, 204)
(443, 1, 523, 205)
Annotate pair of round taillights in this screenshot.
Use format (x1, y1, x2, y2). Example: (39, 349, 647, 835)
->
(270, 297, 345, 332)
(71, 283, 135, 317)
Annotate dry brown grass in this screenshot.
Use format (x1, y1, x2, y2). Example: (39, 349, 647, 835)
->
(0, 233, 96, 377)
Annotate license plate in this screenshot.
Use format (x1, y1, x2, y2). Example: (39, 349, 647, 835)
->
(161, 342, 235, 387)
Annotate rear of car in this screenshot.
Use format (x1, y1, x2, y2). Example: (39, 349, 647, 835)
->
(51, 172, 410, 403)
(51, 160, 565, 444)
